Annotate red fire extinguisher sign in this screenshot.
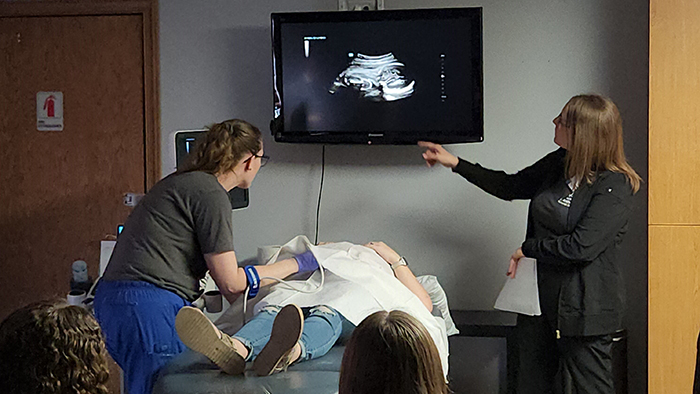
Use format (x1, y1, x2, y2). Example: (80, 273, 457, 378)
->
(36, 91, 64, 131)
(43, 95, 56, 117)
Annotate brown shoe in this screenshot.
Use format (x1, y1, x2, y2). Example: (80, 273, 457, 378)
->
(253, 304, 304, 376)
(175, 306, 245, 375)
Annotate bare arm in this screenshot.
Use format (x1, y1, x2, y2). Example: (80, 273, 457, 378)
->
(205, 251, 246, 304)
(254, 258, 300, 287)
(393, 265, 433, 313)
(364, 242, 433, 312)
(205, 251, 299, 304)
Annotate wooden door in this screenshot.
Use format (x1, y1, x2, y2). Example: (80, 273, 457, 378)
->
(1, 2, 160, 314)
(0, 13, 146, 318)
(1, 4, 159, 392)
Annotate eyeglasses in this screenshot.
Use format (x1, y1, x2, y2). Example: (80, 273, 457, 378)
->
(244, 153, 270, 167)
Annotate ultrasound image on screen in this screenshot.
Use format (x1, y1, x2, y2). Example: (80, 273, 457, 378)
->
(329, 53, 415, 102)
(277, 16, 480, 135)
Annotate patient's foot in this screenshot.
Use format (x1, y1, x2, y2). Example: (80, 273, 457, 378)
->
(253, 304, 304, 376)
(175, 306, 246, 375)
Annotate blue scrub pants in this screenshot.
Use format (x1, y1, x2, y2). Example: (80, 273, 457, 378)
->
(94, 281, 189, 394)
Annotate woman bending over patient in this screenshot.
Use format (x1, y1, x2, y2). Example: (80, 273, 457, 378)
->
(339, 310, 450, 394)
(94, 119, 313, 394)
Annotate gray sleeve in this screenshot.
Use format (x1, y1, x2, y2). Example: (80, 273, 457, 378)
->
(191, 190, 235, 255)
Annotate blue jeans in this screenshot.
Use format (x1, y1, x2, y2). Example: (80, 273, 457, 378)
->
(94, 280, 190, 394)
(233, 305, 352, 362)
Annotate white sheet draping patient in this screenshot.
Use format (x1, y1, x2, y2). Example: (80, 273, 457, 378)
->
(253, 235, 450, 377)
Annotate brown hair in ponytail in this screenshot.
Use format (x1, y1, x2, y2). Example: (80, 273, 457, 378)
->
(179, 119, 262, 176)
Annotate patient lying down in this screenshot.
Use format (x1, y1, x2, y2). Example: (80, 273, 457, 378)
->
(175, 239, 449, 377)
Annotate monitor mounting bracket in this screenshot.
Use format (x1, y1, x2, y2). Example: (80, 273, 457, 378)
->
(338, 0, 384, 11)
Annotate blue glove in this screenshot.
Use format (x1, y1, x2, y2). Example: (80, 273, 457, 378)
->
(294, 250, 319, 274)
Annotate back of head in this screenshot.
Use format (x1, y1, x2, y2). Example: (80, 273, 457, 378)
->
(562, 94, 641, 192)
(339, 310, 449, 394)
(179, 118, 262, 176)
(0, 300, 109, 394)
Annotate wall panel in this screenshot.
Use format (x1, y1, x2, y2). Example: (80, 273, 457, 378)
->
(648, 226, 700, 393)
(649, 0, 700, 225)
(649, 0, 700, 392)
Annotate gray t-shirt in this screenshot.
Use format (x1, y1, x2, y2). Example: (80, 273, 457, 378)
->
(102, 171, 234, 301)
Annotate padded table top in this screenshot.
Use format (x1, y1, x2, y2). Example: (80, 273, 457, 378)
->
(153, 345, 345, 394)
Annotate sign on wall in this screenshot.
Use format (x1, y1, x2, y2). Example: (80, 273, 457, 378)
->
(36, 91, 64, 131)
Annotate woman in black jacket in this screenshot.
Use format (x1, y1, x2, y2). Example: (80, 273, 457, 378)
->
(420, 94, 641, 394)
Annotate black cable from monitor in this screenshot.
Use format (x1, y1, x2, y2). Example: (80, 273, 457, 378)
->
(314, 145, 326, 245)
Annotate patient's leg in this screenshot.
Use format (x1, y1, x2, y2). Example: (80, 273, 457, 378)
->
(176, 305, 287, 374)
(253, 305, 305, 375)
(175, 306, 246, 375)
(233, 304, 343, 364)
(232, 304, 283, 361)
(297, 305, 345, 361)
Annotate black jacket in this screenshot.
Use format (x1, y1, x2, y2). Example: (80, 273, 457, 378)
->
(453, 148, 635, 336)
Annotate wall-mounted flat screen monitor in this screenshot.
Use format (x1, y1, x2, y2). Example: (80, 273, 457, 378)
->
(271, 7, 483, 145)
(174, 130, 249, 210)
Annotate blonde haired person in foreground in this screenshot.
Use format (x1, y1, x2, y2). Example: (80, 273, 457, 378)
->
(339, 310, 450, 394)
(0, 299, 110, 394)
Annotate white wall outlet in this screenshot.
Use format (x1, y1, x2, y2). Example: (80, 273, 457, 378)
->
(123, 192, 144, 207)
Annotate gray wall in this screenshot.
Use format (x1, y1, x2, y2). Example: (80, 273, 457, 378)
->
(159, 1, 648, 392)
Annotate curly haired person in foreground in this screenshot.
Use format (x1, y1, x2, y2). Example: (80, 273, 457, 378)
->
(339, 310, 450, 394)
(0, 299, 110, 394)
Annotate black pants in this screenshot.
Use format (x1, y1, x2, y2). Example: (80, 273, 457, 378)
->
(516, 315, 615, 394)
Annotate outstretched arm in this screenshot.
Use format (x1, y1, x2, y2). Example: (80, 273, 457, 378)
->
(205, 251, 300, 304)
(364, 242, 433, 312)
(419, 141, 566, 201)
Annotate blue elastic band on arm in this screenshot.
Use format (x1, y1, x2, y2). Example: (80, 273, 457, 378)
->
(244, 265, 260, 299)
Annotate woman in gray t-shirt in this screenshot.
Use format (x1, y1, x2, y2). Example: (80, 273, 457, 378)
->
(94, 119, 310, 394)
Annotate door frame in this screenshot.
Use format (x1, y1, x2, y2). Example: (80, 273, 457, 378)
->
(0, 0, 161, 189)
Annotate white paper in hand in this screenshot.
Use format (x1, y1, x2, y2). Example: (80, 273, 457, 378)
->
(494, 257, 541, 316)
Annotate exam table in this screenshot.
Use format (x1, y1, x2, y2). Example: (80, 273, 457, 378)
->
(153, 273, 457, 394)
(153, 345, 345, 394)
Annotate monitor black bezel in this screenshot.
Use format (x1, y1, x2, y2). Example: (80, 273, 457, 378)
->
(270, 7, 484, 145)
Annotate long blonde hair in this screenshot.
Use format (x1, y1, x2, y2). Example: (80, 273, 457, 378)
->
(179, 118, 261, 177)
(561, 95, 641, 193)
(339, 310, 450, 394)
